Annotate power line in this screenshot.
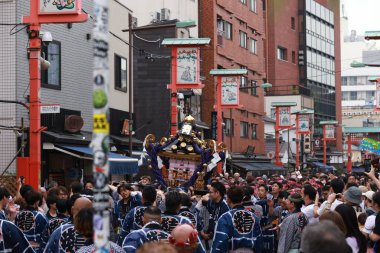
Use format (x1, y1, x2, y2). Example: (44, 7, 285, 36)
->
(0, 23, 23, 26)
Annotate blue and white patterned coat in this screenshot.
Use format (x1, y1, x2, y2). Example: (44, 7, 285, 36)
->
(117, 204, 150, 245)
(0, 219, 35, 252)
(15, 208, 48, 252)
(122, 221, 169, 253)
(205, 199, 230, 235)
(114, 195, 142, 227)
(43, 222, 85, 253)
(211, 206, 263, 253)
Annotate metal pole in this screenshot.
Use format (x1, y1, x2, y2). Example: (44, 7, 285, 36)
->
(275, 106, 281, 165)
(216, 76, 222, 174)
(93, 0, 110, 251)
(128, 14, 133, 157)
(347, 134, 352, 173)
(323, 125, 327, 164)
(288, 128, 290, 170)
(230, 108, 233, 151)
(28, 0, 41, 190)
(170, 48, 178, 135)
(296, 114, 300, 170)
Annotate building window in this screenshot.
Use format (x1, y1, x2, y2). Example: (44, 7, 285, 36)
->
(217, 19, 232, 40)
(224, 118, 234, 136)
(291, 17, 295, 30)
(240, 121, 248, 138)
(350, 91, 357, 100)
(292, 51, 296, 63)
(349, 76, 357, 86)
(41, 41, 61, 89)
(342, 77, 347, 86)
(251, 123, 257, 139)
(115, 54, 127, 92)
(250, 39, 257, 54)
(240, 0, 247, 4)
(251, 80, 257, 95)
(250, 0, 256, 12)
(240, 76, 248, 93)
(277, 47, 287, 61)
(239, 31, 248, 48)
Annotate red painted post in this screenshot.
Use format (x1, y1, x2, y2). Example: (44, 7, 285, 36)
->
(275, 106, 281, 166)
(323, 125, 327, 164)
(295, 114, 300, 170)
(347, 134, 352, 173)
(216, 76, 223, 174)
(28, 1, 42, 190)
(170, 48, 178, 136)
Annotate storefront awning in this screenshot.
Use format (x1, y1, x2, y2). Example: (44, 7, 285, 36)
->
(230, 161, 285, 172)
(54, 145, 139, 174)
(311, 162, 336, 172)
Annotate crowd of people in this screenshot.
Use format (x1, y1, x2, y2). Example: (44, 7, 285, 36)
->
(1, 167, 380, 252)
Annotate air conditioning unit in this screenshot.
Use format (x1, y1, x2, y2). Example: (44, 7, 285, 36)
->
(161, 8, 171, 20)
(298, 50, 304, 66)
(132, 17, 138, 28)
(150, 12, 160, 23)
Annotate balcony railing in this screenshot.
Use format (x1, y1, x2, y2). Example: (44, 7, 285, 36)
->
(265, 85, 311, 96)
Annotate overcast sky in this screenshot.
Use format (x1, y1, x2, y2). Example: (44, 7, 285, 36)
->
(343, 0, 380, 35)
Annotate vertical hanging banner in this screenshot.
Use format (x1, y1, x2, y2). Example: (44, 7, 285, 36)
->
(176, 47, 199, 84)
(278, 107, 291, 127)
(325, 124, 335, 140)
(221, 76, 239, 106)
(92, 0, 110, 252)
(298, 114, 310, 134)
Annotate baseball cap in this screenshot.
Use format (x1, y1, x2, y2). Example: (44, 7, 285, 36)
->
(363, 190, 375, 201)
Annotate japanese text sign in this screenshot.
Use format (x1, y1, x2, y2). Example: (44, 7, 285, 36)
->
(221, 76, 239, 106)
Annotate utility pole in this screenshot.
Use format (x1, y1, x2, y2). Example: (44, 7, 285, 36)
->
(128, 14, 133, 157)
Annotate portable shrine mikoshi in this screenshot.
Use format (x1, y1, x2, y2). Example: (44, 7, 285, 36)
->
(144, 115, 227, 190)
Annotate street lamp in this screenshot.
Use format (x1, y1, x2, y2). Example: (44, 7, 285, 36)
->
(320, 120, 338, 165)
(293, 109, 314, 171)
(271, 102, 297, 166)
(239, 82, 273, 91)
(210, 69, 247, 173)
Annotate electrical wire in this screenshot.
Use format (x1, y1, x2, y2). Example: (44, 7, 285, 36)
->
(9, 24, 29, 36)
(133, 32, 161, 43)
(81, 8, 94, 20)
(0, 23, 23, 26)
(0, 145, 23, 177)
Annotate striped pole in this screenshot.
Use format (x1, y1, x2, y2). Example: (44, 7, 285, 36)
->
(92, 0, 110, 252)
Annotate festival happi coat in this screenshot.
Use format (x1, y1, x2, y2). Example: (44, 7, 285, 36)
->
(144, 115, 226, 190)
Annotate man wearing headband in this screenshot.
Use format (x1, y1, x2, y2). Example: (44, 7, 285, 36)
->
(278, 193, 308, 253)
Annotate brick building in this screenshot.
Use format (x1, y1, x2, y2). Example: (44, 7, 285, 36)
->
(264, 0, 342, 152)
(199, 0, 267, 154)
